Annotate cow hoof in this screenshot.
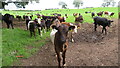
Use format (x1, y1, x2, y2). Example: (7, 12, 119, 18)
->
(63, 64, 66, 66)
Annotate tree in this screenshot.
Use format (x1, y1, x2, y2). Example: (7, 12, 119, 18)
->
(101, 3, 106, 7)
(13, 2, 29, 8)
(0, 0, 40, 9)
(73, 0, 83, 9)
(59, 1, 67, 9)
(103, 0, 115, 7)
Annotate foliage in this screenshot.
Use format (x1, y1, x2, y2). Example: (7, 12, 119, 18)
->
(59, 1, 67, 9)
(73, 0, 83, 9)
(102, 0, 116, 7)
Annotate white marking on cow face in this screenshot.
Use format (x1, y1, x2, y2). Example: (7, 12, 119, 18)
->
(50, 29, 58, 44)
(73, 26, 78, 33)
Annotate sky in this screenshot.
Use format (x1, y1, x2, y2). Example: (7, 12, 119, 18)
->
(4, 0, 120, 10)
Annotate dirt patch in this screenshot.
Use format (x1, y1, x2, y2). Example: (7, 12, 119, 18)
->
(13, 19, 118, 66)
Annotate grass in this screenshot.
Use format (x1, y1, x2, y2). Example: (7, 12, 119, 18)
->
(2, 28, 50, 66)
(0, 7, 118, 23)
(1, 7, 119, 66)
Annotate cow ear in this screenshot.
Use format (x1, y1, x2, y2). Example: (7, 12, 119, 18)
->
(110, 20, 114, 22)
(108, 20, 114, 22)
(69, 26, 75, 31)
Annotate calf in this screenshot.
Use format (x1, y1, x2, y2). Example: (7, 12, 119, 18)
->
(75, 15, 84, 23)
(50, 23, 75, 68)
(73, 13, 78, 17)
(57, 16, 66, 22)
(16, 15, 22, 21)
(91, 12, 95, 17)
(25, 16, 32, 30)
(97, 11, 104, 16)
(93, 16, 113, 34)
(36, 18, 46, 36)
(104, 11, 114, 17)
(28, 20, 37, 37)
(2, 13, 14, 29)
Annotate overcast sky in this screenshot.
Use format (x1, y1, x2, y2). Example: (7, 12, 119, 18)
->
(5, 0, 120, 10)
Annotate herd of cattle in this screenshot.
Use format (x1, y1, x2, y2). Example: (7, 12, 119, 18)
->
(1, 11, 117, 68)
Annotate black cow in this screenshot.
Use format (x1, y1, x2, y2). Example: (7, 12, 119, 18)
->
(25, 15, 33, 30)
(16, 15, 22, 21)
(93, 16, 113, 34)
(91, 12, 95, 17)
(2, 13, 14, 29)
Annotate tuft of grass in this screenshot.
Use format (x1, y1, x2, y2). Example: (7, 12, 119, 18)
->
(2, 28, 50, 66)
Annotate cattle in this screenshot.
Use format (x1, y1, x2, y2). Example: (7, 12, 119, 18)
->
(73, 13, 78, 17)
(50, 22, 76, 68)
(104, 11, 115, 17)
(93, 16, 113, 34)
(2, 13, 14, 29)
(91, 12, 95, 18)
(16, 15, 22, 21)
(57, 16, 66, 22)
(85, 11, 91, 14)
(25, 15, 32, 30)
(75, 15, 84, 23)
(43, 16, 57, 31)
(23, 15, 26, 20)
(97, 11, 104, 16)
(28, 20, 37, 37)
(36, 18, 46, 36)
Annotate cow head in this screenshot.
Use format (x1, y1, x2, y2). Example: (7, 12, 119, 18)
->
(108, 20, 114, 27)
(52, 24, 75, 43)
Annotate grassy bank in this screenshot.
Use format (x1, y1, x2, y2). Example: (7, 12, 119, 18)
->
(2, 28, 50, 66)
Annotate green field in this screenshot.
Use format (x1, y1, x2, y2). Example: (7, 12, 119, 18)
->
(1, 7, 118, 66)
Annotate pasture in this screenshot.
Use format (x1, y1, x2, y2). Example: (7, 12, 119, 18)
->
(1, 7, 118, 66)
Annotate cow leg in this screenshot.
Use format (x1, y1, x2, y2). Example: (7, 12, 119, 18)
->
(62, 50, 66, 66)
(26, 20, 29, 30)
(6, 23, 10, 29)
(30, 31, 32, 37)
(94, 24, 97, 31)
(10, 22, 14, 29)
(56, 52, 61, 68)
(102, 26, 107, 34)
(43, 26, 46, 33)
(33, 30, 36, 37)
(104, 27, 107, 35)
(38, 28, 40, 35)
(71, 33, 74, 43)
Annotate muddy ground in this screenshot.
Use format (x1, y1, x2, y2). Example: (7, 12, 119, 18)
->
(2, 19, 119, 66)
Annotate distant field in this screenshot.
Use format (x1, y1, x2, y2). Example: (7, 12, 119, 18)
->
(1, 7, 118, 66)
(0, 7, 118, 23)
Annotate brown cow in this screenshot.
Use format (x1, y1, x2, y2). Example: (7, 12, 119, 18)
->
(75, 15, 84, 23)
(50, 22, 76, 68)
(104, 11, 115, 17)
(73, 13, 78, 17)
(97, 11, 104, 16)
